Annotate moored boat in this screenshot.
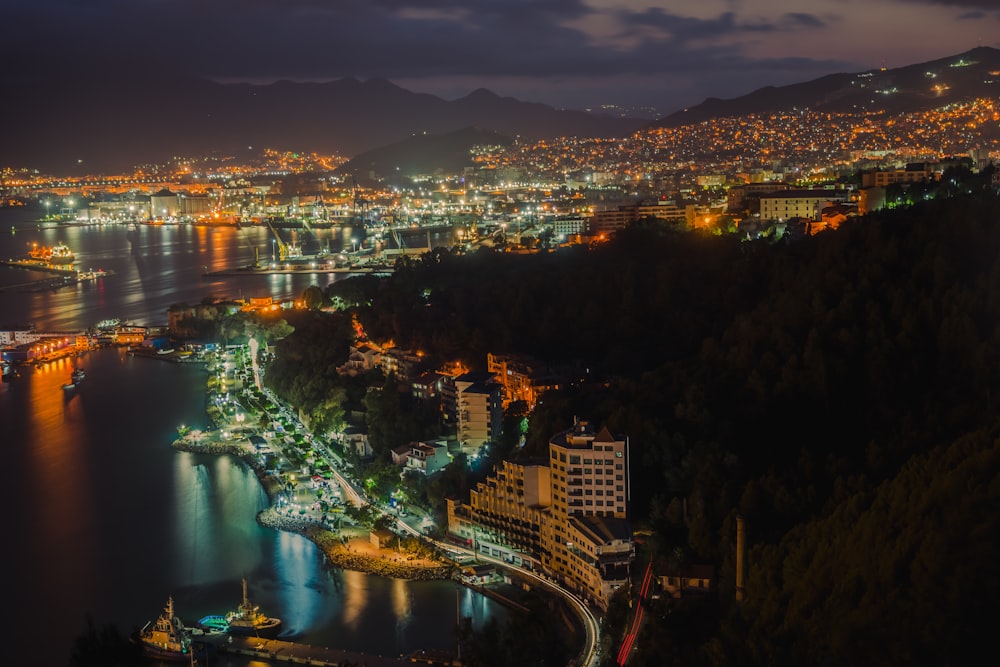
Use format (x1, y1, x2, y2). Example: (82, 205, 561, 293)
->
(226, 578, 282, 637)
(72, 368, 85, 383)
(196, 614, 230, 633)
(49, 243, 75, 264)
(139, 596, 201, 662)
(27, 242, 76, 265)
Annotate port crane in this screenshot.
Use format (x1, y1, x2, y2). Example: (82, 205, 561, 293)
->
(265, 219, 300, 262)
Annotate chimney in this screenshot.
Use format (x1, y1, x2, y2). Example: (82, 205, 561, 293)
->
(736, 514, 746, 602)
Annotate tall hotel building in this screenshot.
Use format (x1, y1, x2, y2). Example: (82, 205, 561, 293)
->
(448, 419, 634, 608)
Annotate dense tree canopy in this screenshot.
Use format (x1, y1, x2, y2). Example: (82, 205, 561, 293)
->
(278, 190, 1000, 664)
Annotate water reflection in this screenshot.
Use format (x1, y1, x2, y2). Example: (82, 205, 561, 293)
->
(392, 578, 412, 642)
(276, 531, 326, 635)
(342, 569, 368, 632)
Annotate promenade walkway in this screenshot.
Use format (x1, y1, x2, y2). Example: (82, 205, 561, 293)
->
(176, 345, 602, 666)
(221, 636, 425, 666)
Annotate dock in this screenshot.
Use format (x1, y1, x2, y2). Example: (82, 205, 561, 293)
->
(0, 260, 114, 292)
(204, 263, 393, 276)
(219, 635, 455, 666)
(0, 258, 77, 274)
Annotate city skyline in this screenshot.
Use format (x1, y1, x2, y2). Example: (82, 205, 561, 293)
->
(1, 0, 995, 114)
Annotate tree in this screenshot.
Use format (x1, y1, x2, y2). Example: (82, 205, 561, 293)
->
(302, 285, 324, 310)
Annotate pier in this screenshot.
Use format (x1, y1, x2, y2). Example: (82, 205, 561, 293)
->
(204, 263, 394, 277)
(218, 635, 454, 666)
(0, 258, 77, 274)
(0, 259, 113, 292)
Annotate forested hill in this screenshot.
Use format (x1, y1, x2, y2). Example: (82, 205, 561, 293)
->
(324, 189, 1000, 664)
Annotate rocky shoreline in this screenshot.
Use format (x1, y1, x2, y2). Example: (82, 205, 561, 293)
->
(173, 436, 455, 581)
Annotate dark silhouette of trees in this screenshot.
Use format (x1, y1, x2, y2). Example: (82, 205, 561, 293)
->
(274, 191, 1000, 664)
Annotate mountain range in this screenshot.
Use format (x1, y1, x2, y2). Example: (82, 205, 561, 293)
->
(5, 47, 999, 175)
(656, 47, 1000, 128)
(1, 75, 641, 175)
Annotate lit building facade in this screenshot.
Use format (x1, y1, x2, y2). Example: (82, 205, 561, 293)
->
(759, 189, 850, 221)
(447, 419, 634, 609)
(455, 372, 503, 454)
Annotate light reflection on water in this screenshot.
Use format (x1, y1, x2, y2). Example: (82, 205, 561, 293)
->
(2, 209, 507, 666)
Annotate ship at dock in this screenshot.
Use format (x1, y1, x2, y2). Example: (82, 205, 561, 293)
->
(139, 597, 205, 662)
(27, 242, 75, 264)
(224, 578, 282, 637)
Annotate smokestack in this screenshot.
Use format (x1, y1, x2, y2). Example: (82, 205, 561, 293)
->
(736, 514, 746, 602)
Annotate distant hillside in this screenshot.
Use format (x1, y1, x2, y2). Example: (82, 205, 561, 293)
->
(1, 77, 641, 174)
(656, 46, 1000, 128)
(336, 126, 513, 184)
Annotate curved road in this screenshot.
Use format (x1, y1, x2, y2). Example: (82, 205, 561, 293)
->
(248, 369, 602, 666)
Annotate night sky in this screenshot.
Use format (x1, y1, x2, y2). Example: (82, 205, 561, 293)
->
(2, 0, 997, 114)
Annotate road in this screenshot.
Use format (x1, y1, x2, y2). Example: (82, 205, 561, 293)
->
(228, 348, 603, 667)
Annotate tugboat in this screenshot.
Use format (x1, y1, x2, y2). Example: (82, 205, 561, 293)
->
(225, 578, 282, 637)
(71, 368, 85, 383)
(139, 597, 200, 662)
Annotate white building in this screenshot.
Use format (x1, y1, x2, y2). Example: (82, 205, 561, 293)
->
(759, 189, 850, 221)
(447, 420, 634, 609)
(404, 440, 451, 475)
(455, 374, 503, 455)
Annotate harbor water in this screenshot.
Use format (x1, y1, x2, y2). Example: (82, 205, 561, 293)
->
(0, 207, 504, 666)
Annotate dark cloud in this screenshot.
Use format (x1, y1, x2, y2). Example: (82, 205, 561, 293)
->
(900, 0, 1000, 7)
(783, 13, 826, 28)
(0, 0, 959, 112)
(619, 9, 827, 39)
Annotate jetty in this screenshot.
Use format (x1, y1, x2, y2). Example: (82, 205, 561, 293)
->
(219, 636, 453, 666)
(0, 258, 77, 274)
(204, 263, 393, 276)
(0, 264, 113, 292)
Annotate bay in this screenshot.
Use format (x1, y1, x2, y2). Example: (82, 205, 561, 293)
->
(0, 206, 505, 666)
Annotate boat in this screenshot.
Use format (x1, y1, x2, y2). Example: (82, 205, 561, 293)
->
(27, 242, 75, 265)
(71, 368, 85, 383)
(225, 578, 282, 637)
(62, 381, 75, 390)
(139, 597, 201, 662)
(49, 243, 75, 263)
(195, 614, 230, 633)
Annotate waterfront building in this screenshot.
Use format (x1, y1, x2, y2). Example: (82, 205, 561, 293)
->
(0, 326, 41, 347)
(447, 419, 634, 609)
(150, 188, 181, 219)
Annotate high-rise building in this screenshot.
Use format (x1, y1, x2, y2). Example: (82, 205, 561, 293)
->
(448, 419, 634, 608)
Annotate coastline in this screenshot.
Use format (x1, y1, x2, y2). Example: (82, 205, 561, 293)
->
(172, 436, 455, 582)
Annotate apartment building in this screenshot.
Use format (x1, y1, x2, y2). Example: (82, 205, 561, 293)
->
(447, 419, 634, 609)
(456, 375, 504, 454)
(861, 165, 933, 188)
(759, 189, 850, 221)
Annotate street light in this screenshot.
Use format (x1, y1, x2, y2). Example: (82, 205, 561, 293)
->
(351, 238, 358, 253)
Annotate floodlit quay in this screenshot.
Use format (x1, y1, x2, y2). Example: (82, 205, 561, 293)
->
(220, 635, 432, 666)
